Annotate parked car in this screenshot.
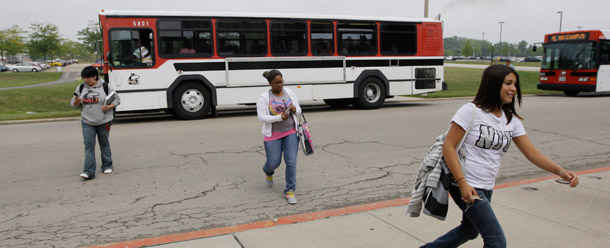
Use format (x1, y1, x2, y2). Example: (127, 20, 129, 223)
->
(0, 65, 8, 72)
(524, 56, 542, 62)
(47, 60, 63, 67)
(8, 63, 42, 72)
(27, 62, 47, 70)
(92, 59, 103, 70)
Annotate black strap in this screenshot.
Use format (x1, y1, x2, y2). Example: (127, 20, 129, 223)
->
(79, 82, 109, 95)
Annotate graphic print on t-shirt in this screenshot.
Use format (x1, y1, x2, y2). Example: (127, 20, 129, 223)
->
(269, 97, 293, 116)
(475, 125, 513, 152)
(81, 89, 100, 105)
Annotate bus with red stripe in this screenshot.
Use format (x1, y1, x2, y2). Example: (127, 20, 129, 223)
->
(537, 30, 610, 96)
(98, 10, 445, 119)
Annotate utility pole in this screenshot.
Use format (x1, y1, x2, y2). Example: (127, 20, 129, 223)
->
(557, 11, 563, 32)
(499, 21, 505, 57)
(482, 32, 486, 56)
(424, 0, 429, 18)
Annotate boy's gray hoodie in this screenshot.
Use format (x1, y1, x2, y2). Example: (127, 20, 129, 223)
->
(71, 79, 120, 126)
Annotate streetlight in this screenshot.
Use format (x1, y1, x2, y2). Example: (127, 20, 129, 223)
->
(482, 32, 486, 57)
(499, 21, 505, 57)
(424, 0, 429, 18)
(577, 25, 583, 30)
(557, 11, 563, 32)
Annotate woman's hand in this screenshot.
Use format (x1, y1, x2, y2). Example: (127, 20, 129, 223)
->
(290, 104, 296, 113)
(559, 169, 579, 187)
(281, 111, 290, 120)
(458, 180, 479, 204)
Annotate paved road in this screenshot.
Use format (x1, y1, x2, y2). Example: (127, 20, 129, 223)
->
(1, 95, 609, 247)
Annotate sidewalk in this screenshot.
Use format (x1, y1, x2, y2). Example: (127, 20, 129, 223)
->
(91, 167, 610, 248)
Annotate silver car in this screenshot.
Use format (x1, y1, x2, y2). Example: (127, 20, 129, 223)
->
(8, 63, 42, 72)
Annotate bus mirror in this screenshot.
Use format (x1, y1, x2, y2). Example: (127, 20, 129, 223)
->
(532, 46, 537, 52)
(602, 54, 609, 64)
(94, 40, 103, 54)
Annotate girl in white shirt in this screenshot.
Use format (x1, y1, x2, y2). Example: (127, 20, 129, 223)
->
(421, 65, 579, 248)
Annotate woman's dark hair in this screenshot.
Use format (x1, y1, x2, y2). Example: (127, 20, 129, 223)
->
(262, 69, 282, 83)
(81, 66, 99, 80)
(472, 64, 522, 124)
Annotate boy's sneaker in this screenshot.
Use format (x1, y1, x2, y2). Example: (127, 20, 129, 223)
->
(285, 190, 297, 204)
(103, 168, 113, 174)
(79, 173, 94, 179)
(265, 175, 273, 187)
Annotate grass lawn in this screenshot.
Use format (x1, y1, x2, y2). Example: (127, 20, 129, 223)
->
(446, 61, 541, 67)
(421, 67, 549, 98)
(0, 72, 62, 88)
(0, 80, 82, 121)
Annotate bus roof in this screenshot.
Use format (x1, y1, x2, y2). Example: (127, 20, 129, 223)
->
(98, 9, 440, 23)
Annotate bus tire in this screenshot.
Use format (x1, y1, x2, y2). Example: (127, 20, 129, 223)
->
(172, 82, 212, 119)
(564, 90, 579, 96)
(355, 77, 386, 109)
(323, 98, 353, 108)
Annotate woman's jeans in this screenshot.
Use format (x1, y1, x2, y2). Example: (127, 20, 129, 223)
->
(421, 186, 506, 248)
(82, 121, 113, 175)
(263, 133, 298, 194)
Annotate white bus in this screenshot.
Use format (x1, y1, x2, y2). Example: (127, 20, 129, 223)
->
(98, 10, 445, 119)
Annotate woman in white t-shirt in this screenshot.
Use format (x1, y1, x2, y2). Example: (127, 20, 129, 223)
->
(421, 65, 579, 248)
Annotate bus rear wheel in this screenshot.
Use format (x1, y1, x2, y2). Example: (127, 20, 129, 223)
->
(172, 82, 212, 119)
(355, 77, 386, 109)
(323, 98, 353, 108)
(564, 90, 579, 96)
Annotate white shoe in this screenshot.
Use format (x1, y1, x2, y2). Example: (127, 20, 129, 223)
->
(103, 168, 113, 174)
(80, 173, 89, 179)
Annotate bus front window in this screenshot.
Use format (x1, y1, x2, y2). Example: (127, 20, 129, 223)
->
(541, 42, 596, 70)
(110, 29, 154, 67)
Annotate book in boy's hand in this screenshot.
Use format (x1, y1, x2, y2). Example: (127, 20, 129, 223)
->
(105, 91, 116, 105)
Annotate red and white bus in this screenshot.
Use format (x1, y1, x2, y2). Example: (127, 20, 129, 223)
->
(537, 30, 610, 96)
(98, 10, 444, 119)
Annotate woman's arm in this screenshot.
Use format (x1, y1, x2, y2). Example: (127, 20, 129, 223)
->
(513, 135, 579, 187)
(443, 122, 479, 203)
(256, 96, 283, 123)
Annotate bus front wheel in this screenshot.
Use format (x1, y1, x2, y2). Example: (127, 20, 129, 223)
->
(172, 82, 212, 119)
(355, 77, 386, 109)
(564, 90, 579, 96)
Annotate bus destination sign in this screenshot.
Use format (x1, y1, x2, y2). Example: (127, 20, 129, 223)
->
(549, 33, 590, 42)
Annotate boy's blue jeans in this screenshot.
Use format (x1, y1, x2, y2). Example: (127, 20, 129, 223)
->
(81, 121, 113, 176)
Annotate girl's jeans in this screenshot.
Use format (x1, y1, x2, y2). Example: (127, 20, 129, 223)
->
(263, 133, 298, 194)
(421, 186, 506, 248)
(81, 121, 113, 175)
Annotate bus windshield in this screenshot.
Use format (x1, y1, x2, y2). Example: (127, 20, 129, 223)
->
(542, 42, 597, 69)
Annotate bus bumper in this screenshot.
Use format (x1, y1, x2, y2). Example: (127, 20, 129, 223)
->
(537, 83, 596, 92)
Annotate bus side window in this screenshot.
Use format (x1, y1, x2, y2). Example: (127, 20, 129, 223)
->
(601, 41, 610, 64)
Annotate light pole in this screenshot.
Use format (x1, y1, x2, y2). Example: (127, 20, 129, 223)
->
(424, 0, 429, 18)
(577, 25, 583, 30)
(498, 21, 505, 57)
(482, 32, 486, 56)
(557, 11, 563, 32)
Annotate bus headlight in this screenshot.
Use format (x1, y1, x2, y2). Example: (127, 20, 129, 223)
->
(540, 76, 548, 81)
(578, 77, 589, 82)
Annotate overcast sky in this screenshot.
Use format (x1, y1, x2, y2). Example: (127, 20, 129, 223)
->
(2, 0, 608, 45)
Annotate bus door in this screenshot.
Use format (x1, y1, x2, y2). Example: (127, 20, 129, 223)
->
(598, 40, 610, 92)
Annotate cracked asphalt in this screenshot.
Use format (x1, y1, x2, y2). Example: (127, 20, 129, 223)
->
(1, 95, 609, 247)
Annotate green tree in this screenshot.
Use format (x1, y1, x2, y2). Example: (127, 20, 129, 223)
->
(0, 25, 26, 62)
(28, 23, 61, 62)
(461, 40, 473, 57)
(517, 40, 528, 56)
(77, 20, 101, 54)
